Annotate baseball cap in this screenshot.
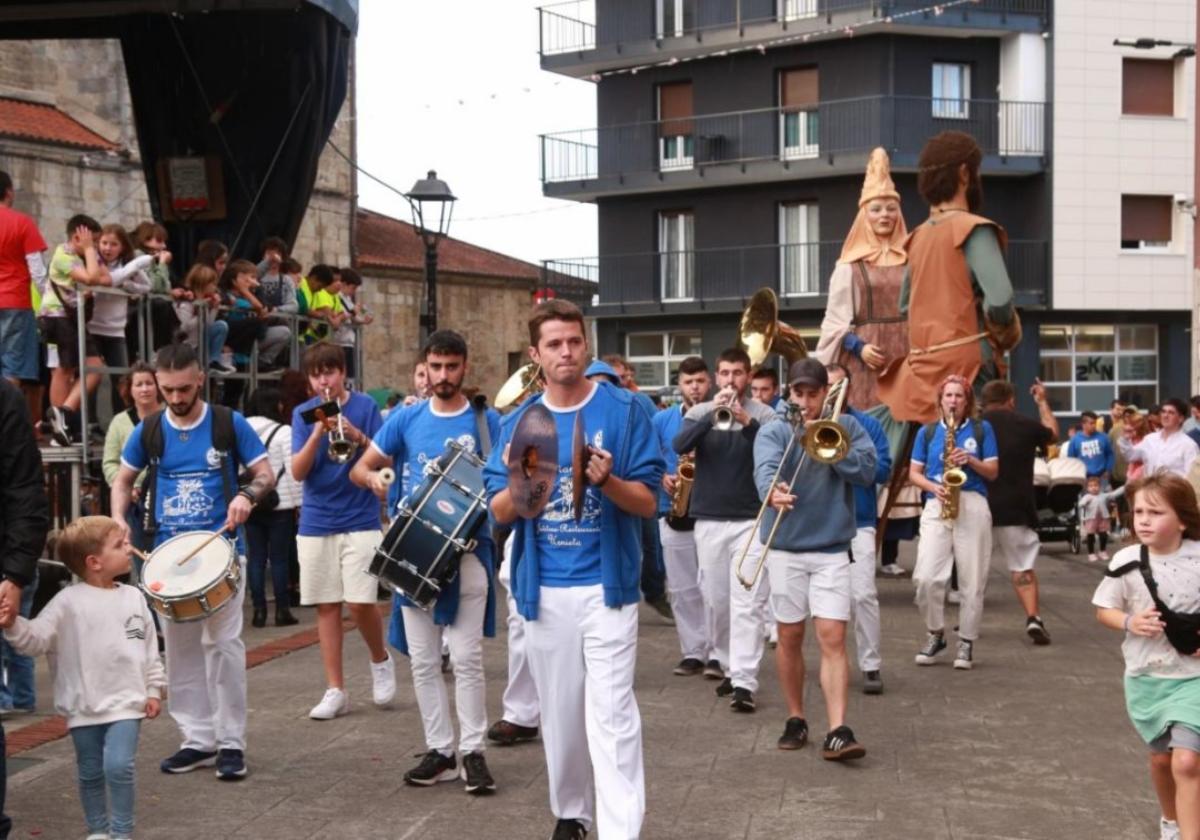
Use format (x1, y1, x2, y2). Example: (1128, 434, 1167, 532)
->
(787, 358, 828, 389)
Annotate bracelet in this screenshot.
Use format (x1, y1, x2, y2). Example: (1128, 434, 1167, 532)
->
(237, 488, 257, 505)
(1123, 614, 1132, 633)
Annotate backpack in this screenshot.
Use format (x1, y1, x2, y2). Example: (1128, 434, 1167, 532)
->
(922, 418, 985, 464)
(1107, 545, 1200, 655)
(139, 404, 239, 539)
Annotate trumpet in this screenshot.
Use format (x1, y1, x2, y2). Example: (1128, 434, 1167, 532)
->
(712, 387, 738, 431)
(669, 454, 695, 519)
(734, 378, 849, 590)
(324, 388, 359, 464)
(940, 413, 966, 520)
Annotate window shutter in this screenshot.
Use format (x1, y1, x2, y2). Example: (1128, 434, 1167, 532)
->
(1121, 195, 1172, 243)
(780, 67, 818, 112)
(659, 82, 694, 137)
(1122, 58, 1175, 116)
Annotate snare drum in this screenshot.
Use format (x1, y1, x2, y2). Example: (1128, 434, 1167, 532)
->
(140, 530, 240, 622)
(369, 441, 489, 609)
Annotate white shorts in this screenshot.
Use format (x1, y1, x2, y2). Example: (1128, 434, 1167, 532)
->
(297, 530, 382, 605)
(991, 525, 1040, 573)
(765, 549, 851, 623)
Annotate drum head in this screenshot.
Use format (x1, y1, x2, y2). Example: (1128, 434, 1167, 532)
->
(508, 403, 557, 520)
(143, 531, 235, 598)
(571, 412, 590, 523)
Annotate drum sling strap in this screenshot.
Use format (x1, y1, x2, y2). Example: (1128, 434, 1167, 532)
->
(140, 405, 239, 542)
(1106, 545, 1200, 655)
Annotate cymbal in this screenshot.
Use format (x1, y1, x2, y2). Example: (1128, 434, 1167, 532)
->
(508, 404, 557, 520)
(571, 412, 590, 522)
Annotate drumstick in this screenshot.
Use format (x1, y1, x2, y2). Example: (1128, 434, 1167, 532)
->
(175, 523, 233, 567)
(379, 467, 395, 487)
(128, 546, 151, 563)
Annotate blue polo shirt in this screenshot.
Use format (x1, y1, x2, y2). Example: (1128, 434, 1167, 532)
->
(911, 418, 998, 498)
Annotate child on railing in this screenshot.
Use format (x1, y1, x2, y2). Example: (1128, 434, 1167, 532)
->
(131, 222, 186, 352)
(91, 225, 154, 403)
(255, 237, 298, 368)
(174, 264, 234, 374)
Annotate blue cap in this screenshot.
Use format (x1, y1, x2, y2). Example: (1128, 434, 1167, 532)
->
(585, 360, 622, 384)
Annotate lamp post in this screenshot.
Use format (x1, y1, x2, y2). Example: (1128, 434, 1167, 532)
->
(405, 170, 456, 342)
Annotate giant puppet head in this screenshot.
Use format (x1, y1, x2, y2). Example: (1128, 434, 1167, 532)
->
(837, 147, 908, 268)
(917, 130, 984, 213)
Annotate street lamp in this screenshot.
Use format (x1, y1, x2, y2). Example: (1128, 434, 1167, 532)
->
(405, 170, 457, 341)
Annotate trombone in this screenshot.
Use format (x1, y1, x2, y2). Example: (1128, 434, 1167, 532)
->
(733, 378, 849, 590)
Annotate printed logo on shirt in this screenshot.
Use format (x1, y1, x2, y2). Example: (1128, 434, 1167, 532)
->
(162, 476, 215, 521)
(592, 430, 604, 450)
(124, 614, 148, 641)
(1080, 439, 1102, 459)
(963, 436, 978, 454)
(205, 447, 223, 469)
(453, 433, 477, 452)
(541, 468, 603, 525)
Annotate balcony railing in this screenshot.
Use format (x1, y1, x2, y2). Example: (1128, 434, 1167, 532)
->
(541, 239, 1048, 310)
(539, 0, 1048, 57)
(541, 97, 1045, 187)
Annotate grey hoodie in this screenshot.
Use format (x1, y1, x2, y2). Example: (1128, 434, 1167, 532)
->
(752, 413, 877, 554)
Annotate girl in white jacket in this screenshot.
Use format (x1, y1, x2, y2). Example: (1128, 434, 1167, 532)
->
(92, 225, 154, 378)
(0, 516, 164, 840)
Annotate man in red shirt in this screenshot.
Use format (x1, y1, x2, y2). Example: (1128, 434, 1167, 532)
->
(0, 171, 46, 386)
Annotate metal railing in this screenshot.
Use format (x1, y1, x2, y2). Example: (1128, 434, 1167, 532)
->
(538, 0, 1048, 56)
(541, 238, 1048, 307)
(541, 96, 1046, 184)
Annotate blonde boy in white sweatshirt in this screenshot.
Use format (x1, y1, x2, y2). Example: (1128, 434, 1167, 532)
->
(0, 516, 164, 840)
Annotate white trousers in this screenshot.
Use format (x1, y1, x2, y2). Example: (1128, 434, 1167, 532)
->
(694, 518, 770, 692)
(161, 558, 248, 752)
(401, 554, 488, 753)
(658, 519, 711, 662)
(498, 539, 540, 727)
(525, 585, 643, 840)
(849, 527, 882, 672)
(913, 493, 993, 641)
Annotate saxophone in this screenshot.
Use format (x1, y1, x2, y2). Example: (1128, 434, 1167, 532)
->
(940, 413, 967, 520)
(669, 454, 695, 519)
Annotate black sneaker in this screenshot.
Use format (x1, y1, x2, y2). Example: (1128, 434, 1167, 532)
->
(914, 632, 947, 666)
(777, 717, 808, 750)
(551, 818, 589, 840)
(46, 405, 72, 446)
(461, 751, 496, 796)
(215, 748, 247, 781)
(673, 657, 704, 676)
(703, 659, 724, 680)
(821, 726, 866, 761)
(1026, 616, 1051, 646)
(862, 670, 884, 695)
(160, 747, 217, 774)
(730, 687, 756, 713)
(714, 677, 734, 697)
(404, 750, 458, 786)
(487, 719, 539, 746)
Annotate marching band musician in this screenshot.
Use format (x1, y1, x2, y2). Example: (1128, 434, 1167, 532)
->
(113, 343, 272, 781)
(672, 348, 779, 712)
(484, 299, 663, 840)
(351, 329, 500, 795)
(652, 356, 720, 679)
(909, 374, 999, 671)
(753, 358, 876, 760)
(290, 344, 395, 721)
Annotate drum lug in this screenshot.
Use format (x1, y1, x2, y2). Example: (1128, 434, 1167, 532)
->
(199, 594, 211, 614)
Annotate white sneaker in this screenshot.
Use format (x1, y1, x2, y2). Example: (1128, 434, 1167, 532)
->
(309, 687, 349, 720)
(1088, 553, 1099, 563)
(371, 653, 396, 707)
(1161, 817, 1181, 840)
(86, 834, 109, 840)
(947, 589, 962, 605)
(1098, 550, 1110, 561)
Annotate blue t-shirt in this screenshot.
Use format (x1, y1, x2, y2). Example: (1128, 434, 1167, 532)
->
(371, 400, 501, 512)
(910, 418, 998, 498)
(1066, 430, 1114, 478)
(292, 390, 383, 536)
(652, 404, 686, 516)
(536, 385, 608, 587)
(121, 404, 267, 552)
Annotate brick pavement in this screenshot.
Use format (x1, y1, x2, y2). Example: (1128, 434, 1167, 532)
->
(3, 545, 1165, 839)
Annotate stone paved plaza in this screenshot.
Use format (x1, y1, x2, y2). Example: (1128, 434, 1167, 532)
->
(5, 544, 1163, 839)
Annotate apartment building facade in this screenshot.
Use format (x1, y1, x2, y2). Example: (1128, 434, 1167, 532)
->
(538, 0, 1196, 414)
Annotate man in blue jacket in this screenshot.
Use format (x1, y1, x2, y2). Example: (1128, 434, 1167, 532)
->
(484, 300, 663, 840)
(826, 364, 891, 696)
(754, 358, 877, 761)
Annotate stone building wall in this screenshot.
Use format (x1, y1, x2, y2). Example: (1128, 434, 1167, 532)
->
(358, 270, 535, 398)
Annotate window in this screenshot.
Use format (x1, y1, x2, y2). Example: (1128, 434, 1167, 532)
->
(932, 62, 970, 119)
(659, 211, 695, 300)
(658, 82, 694, 171)
(1122, 58, 1175, 117)
(1121, 194, 1173, 251)
(1038, 324, 1158, 414)
(626, 331, 703, 390)
(779, 202, 820, 296)
(656, 0, 696, 39)
(779, 67, 819, 160)
(779, 0, 818, 21)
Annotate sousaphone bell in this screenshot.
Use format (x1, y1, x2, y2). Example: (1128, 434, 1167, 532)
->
(739, 288, 809, 368)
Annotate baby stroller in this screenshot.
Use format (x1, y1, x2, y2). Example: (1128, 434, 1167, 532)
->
(1033, 456, 1087, 554)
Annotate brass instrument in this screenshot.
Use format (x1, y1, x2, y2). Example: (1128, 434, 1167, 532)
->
(495, 363, 544, 411)
(940, 413, 967, 520)
(669, 454, 695, 519)
(324, 388, 359, 464)
(712, 388, 737, 431)
(734, 378, 848, 590)
(738, 288, 809, 368)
